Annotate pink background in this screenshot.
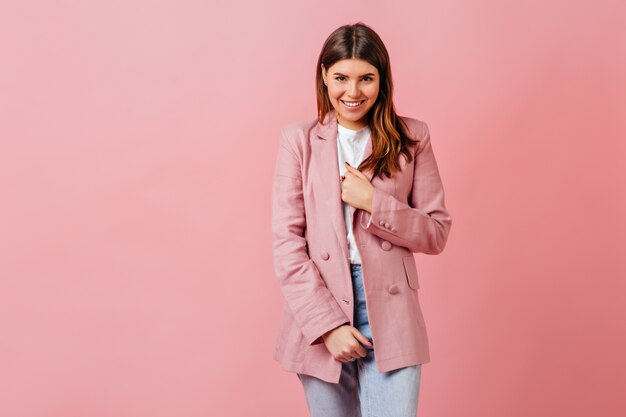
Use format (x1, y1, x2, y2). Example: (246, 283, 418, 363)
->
(1, 1, 625, 416)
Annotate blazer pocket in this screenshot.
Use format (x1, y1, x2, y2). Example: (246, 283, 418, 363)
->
(402, 255, 420, 290)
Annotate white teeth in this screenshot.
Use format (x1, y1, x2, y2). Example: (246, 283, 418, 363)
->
(342, 100, 364, 107)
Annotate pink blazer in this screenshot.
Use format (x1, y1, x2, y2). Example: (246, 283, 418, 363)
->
(271, 109, 452, 384)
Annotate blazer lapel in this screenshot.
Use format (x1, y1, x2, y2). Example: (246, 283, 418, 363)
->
(312, 109, 375, 262)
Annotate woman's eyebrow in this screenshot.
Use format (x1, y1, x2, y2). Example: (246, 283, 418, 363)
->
(332, 72, 376, 77)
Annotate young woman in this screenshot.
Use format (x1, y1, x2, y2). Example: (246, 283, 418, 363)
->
(271, 22, 452, 417)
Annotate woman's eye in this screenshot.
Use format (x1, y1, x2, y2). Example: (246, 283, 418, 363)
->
(334, 76, 373, 82)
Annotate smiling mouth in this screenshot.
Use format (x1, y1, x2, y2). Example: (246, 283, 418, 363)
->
(341, 99, 365, 108)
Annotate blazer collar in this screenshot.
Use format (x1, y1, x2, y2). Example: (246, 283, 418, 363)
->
(313, 109, 374, 182)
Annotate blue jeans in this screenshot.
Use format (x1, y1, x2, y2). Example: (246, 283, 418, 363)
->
(297, 264, 422, 417)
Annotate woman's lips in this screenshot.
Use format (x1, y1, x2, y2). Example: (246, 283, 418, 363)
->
(341, 99, 365, 110)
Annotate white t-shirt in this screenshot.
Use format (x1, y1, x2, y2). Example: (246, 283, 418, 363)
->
(337, 123, 371, 265)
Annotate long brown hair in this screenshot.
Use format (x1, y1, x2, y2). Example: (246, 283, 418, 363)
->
(316, 22, 420, 179)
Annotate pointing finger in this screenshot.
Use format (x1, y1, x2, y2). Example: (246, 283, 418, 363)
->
(344, 162, 365, 177)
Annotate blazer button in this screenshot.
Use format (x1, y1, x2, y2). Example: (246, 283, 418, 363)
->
(381, 240, 392, 251)
(379, 220, 385, 225)
(321, 250, 330, 260)
(388, 284, 399, 294)
(384, 222, 391, 229)
(391, 227, 397, 232)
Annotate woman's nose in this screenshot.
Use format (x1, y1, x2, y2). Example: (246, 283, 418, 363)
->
(348, 82, 360, 96)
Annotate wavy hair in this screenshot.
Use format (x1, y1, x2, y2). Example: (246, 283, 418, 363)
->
(315, 22, 420, 179)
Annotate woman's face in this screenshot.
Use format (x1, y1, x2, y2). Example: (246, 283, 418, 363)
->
(321, 59, 380, 130)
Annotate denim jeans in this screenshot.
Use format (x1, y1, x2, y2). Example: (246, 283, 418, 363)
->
(297, 264, 422, 417)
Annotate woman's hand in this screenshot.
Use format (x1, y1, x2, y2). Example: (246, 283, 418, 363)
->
(341, 162, 375, 213)
(322, 324, 373, 362)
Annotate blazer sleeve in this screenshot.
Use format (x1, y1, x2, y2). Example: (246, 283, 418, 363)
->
(359, 123, 452, 254)
(271, 127, 350, 346)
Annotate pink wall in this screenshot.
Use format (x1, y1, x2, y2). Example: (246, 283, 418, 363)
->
(1, 1, 625, 416)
